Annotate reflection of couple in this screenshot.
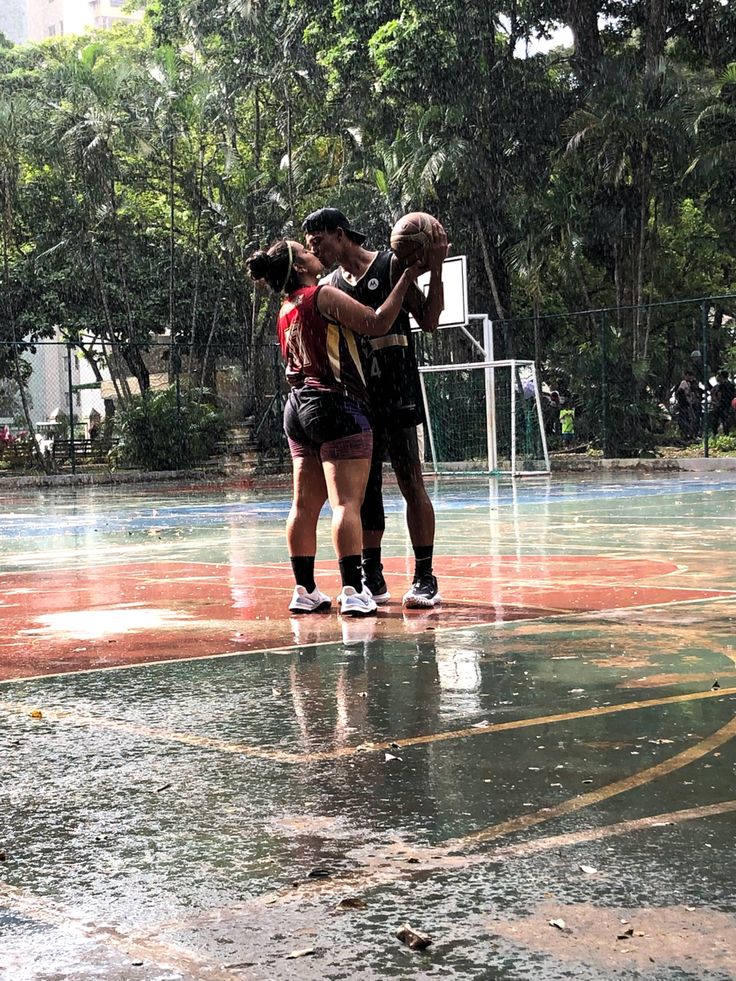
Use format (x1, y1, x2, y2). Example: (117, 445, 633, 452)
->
(286, 629, 444, 754)
(248, 209, 447, 622)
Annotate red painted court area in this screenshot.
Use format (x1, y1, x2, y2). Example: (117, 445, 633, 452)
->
(1, 555, 728, 681)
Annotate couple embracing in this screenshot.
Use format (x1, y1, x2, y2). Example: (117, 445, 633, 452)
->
(247, 208, 446, 617)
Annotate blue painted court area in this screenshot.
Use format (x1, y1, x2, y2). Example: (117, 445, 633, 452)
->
(1, 470, 736, 979)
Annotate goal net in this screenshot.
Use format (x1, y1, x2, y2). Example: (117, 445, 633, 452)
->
(419, 358, 550, 476)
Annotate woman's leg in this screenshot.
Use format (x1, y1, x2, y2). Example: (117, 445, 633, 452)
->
(285, 453, 331, 612)
(322, 456, 370, 564)
(287, 453, 327, 560)
(321, 437, 374, 615)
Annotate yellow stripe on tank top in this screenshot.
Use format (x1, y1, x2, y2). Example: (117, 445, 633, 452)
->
(326, 323, 341, 383)
(344, 326, 367, 387)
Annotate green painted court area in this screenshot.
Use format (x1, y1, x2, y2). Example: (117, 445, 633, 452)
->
(2, 472, 736, 979)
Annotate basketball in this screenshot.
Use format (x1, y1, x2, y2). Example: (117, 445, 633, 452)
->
(390, 211, 437, 264)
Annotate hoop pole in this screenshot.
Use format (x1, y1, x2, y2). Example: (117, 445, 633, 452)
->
(510, 359, 517, 476)
(419, 370, 438, 475)
(530, 360, 550, 471)
(482, 317, 497, 473)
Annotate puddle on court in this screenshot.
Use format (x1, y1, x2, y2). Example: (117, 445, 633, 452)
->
(2, 473, 736, 978)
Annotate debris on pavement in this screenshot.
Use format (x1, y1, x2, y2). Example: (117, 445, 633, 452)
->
(396, 923, 433, 950)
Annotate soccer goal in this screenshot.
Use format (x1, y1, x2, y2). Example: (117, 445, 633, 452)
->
(411, 256, 550, 476)
(420, 357, 550, 476)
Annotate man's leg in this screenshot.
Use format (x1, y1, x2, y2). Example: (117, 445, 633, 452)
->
(388, 426, 441, 609)
(360, 425, 390, 602)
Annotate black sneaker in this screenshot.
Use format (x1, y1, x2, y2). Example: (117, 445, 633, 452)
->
(402, 573, 441, 609)
(362, 565, 391, 604)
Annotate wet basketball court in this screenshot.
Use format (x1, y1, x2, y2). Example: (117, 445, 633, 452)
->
(2, 471, 735, 979)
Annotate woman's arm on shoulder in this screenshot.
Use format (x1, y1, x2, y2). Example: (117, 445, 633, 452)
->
(316, 266, 420, 336)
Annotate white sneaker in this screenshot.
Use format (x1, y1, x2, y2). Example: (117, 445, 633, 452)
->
(288, 584, 332, 614)
(338, 585, 377, 617)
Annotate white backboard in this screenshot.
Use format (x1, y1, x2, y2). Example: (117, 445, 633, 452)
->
(410, 254, 468, 329)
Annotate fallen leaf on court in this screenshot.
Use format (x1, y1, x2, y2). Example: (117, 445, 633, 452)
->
(685, 906, 696, 912)
(29, 710, 43, 719)
(335, 897, 368, 911)
(396, 923, 433, 950)
(384, 752, 402, 762)
(711, 680, 720, 690)
(569, 688, 585, 694)
(471, 719, 491, 728)
(358, 692, 368, 698)
(580, 865, 597, 874)
(549, 918, 568, 931)
(649, 738, 674, 745)
(272, 688, 283, 697)
(617, 927, 634, 940)
(307, 867, 332, 879)
(285, 948, 315, 959)
(582, 779, 594, 784)
(388, 741, 401, 750)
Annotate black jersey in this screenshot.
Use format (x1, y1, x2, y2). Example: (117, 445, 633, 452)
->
(327, 251, 425, 430)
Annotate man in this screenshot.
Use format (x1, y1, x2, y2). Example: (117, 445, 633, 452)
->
(303, 207, 447, 608)
(676, 370, 699, 440)
(710, 370, 735, 436)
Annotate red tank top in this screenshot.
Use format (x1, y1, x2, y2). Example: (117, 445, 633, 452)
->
(277, 285, 367, 402)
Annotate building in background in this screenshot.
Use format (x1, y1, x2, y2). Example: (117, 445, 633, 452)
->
(26, 0, 144, 43)
(0, 0, 27, 43)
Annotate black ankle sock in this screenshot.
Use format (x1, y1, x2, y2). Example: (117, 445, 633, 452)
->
(339, 554, 363, 592)
(361, 547, 382, 572)
(413, 545, 433, 580)
(290, 556, 316, 592)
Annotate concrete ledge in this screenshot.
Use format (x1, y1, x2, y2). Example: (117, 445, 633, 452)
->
(0, 468, 222, 490)
(551, 456, 736, 472)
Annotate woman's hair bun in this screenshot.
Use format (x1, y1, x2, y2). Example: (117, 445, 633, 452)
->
(247, 250, 271, 281)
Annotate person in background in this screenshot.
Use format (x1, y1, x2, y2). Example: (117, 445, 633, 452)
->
(710, 370, 735, 436)
(676, 370, 699, 440)
(559, 397, 576, 446)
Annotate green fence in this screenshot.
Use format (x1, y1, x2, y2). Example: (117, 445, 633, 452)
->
(1, 290, 735, 477)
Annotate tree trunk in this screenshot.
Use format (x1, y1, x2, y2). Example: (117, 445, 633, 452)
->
(645, 0, 670, 75)
(168, 132, 176, 384)
(567, 0, 602, 85)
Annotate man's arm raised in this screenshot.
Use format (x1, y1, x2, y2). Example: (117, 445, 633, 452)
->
(402, 221, 448, 333)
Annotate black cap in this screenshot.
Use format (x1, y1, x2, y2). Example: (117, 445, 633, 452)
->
(302, 208, 366, 244)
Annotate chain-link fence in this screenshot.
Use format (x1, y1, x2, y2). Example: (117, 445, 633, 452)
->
(1, 292, 735, 478)
(0, 337, 288, 476)
(487, 293, 736, 460)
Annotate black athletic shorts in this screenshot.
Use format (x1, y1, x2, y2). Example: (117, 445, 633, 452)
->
(284, 386, 371, 458)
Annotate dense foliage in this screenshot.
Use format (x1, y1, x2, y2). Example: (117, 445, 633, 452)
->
(0, 0, 735, 453)
(111, 386, 225, 470)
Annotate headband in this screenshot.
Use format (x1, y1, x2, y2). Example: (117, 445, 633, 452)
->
(281, 241, 293, 292)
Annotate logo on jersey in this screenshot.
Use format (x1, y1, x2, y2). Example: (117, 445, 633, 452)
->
(367, 278, 379, 291)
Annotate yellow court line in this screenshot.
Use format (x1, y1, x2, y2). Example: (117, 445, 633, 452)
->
(445, 712, 736, 852)
(490, 798, 736, 862)
(164, 796, 736, 927)
(0, 883, 253, 981)
(2, 687, 734, 765)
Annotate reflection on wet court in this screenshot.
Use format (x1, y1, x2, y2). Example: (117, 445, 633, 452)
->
(2, 472, 735, 979)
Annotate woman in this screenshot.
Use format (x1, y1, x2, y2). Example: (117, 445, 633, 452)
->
(247, 239, 419, 617)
